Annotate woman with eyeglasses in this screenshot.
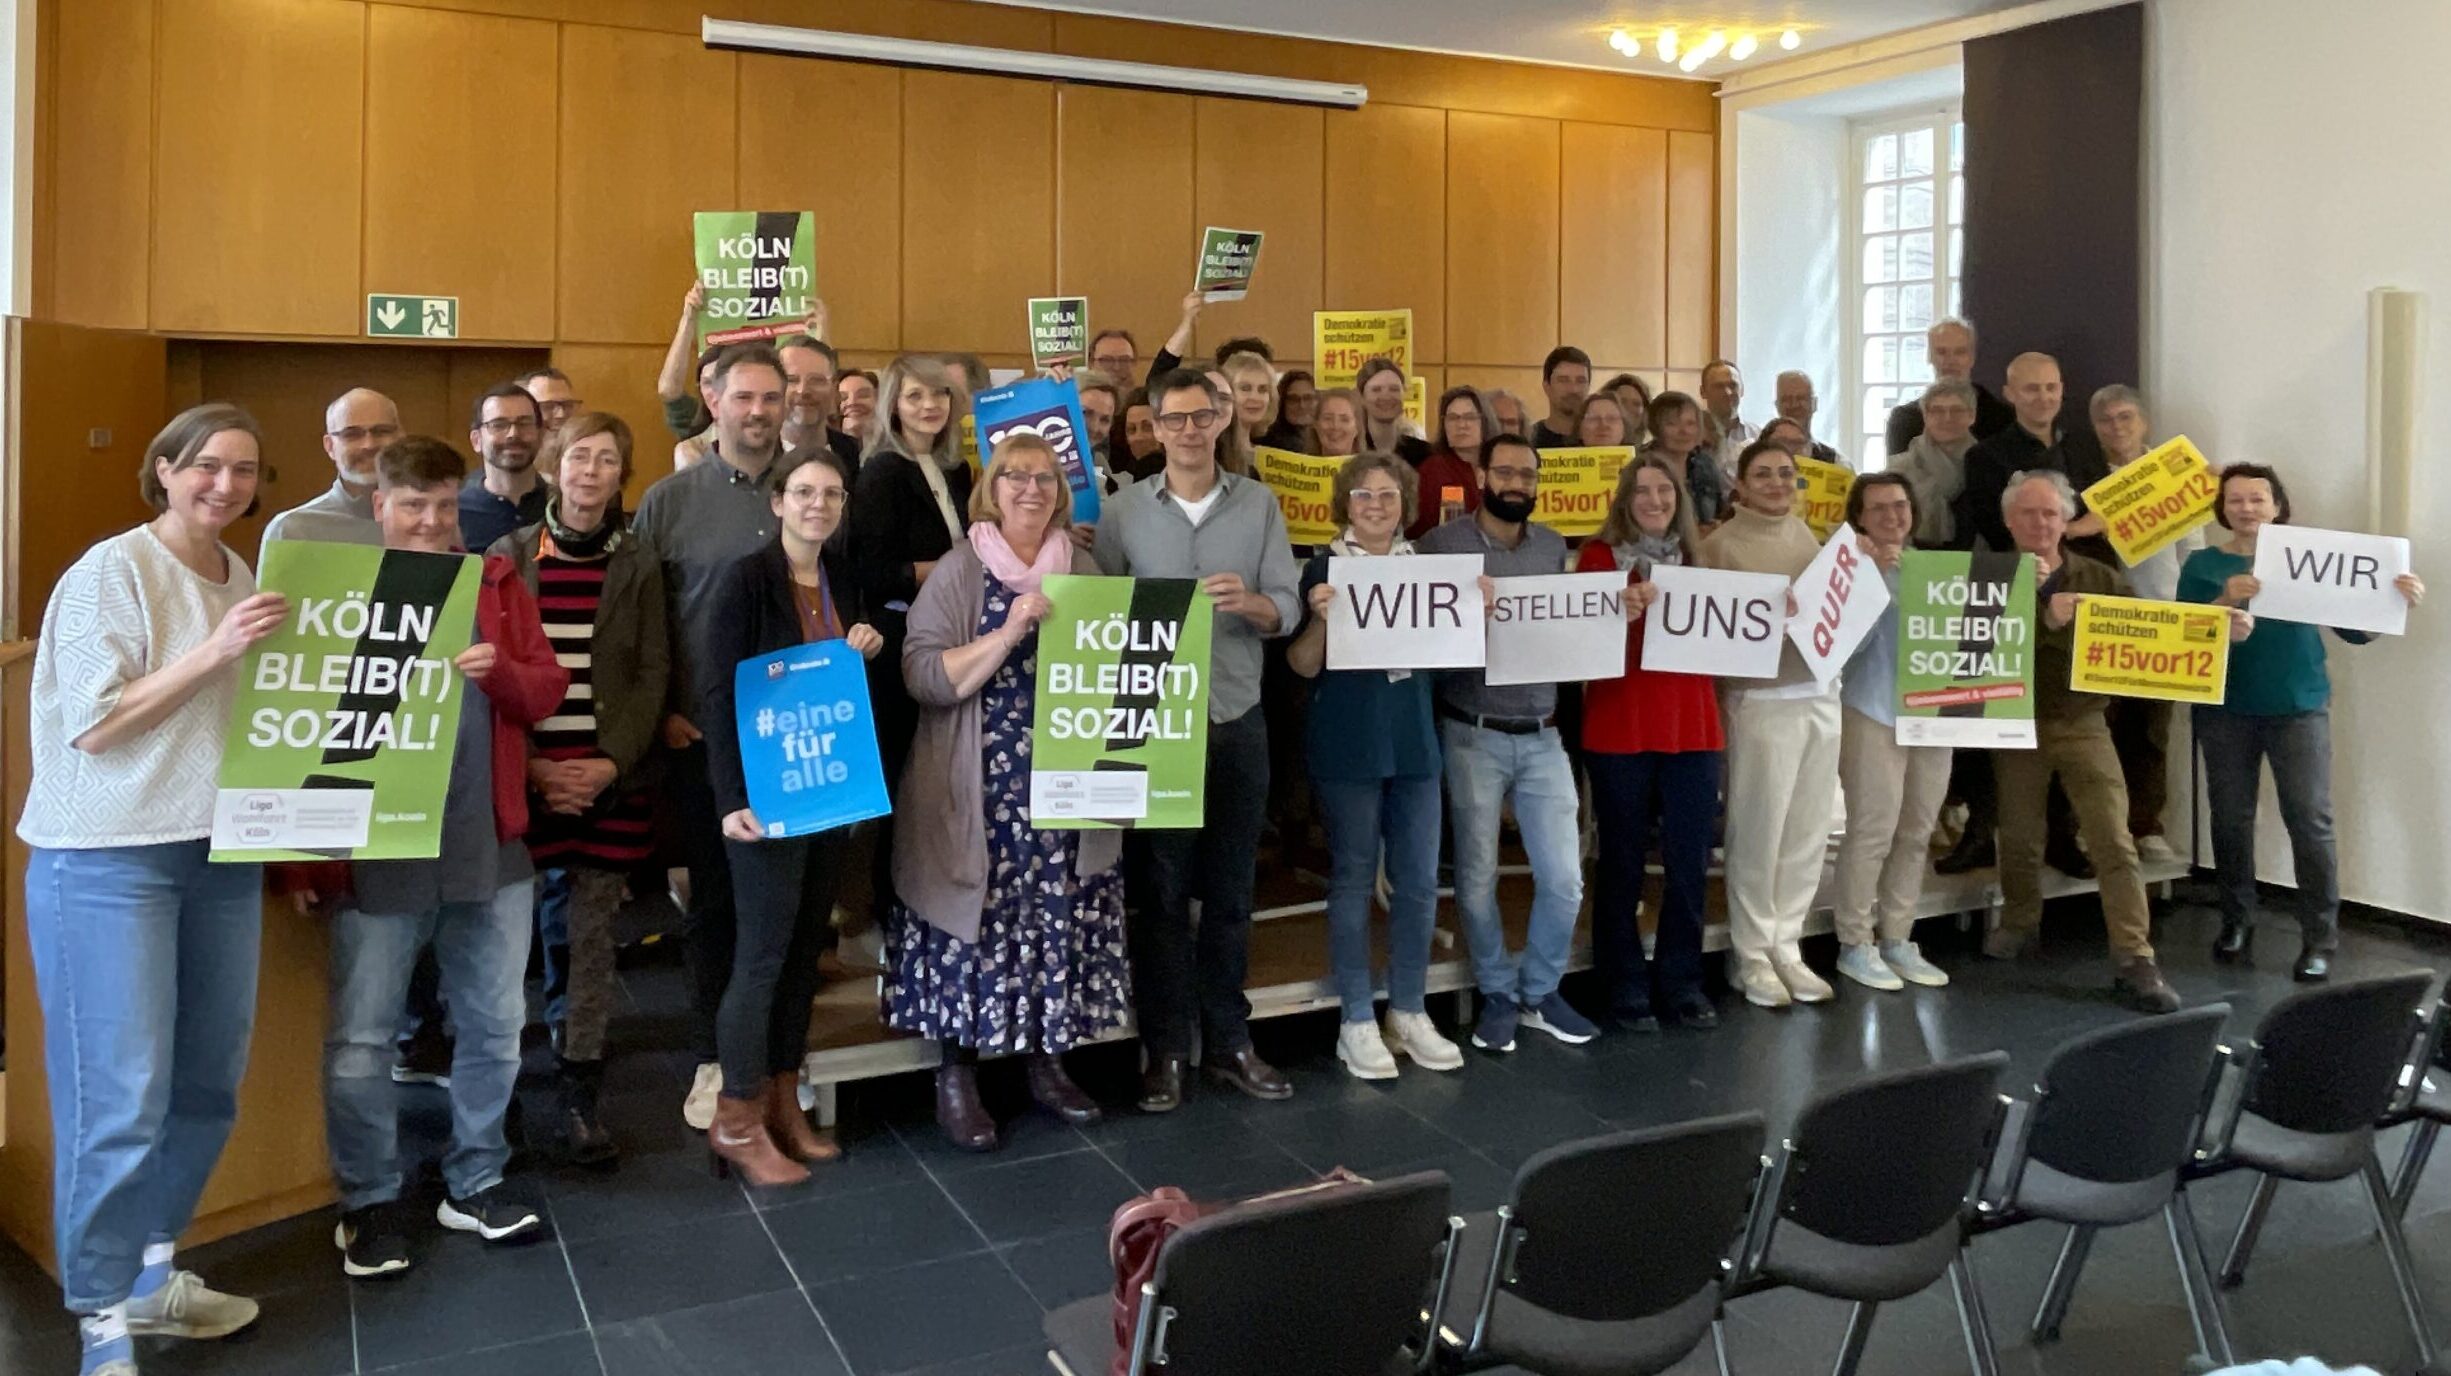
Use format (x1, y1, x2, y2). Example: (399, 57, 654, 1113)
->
(1355, 357, 1431, 466)
(1276, 370, 1319, 439)
(700, 449, 880, 1185)
(1575, 391, 1632, 448)
(893, 432, 1129, 1150)
(1600, 372, 1654, 449)
(1412, 386, 1492, 539)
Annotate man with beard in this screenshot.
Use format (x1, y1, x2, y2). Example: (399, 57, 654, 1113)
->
(264, 387, 399, 545)
(1418, 434, 1599, 1052)
(774, 331, 861, 470)
(458, 382, 549, 552)
(631, 344, 790, 1129)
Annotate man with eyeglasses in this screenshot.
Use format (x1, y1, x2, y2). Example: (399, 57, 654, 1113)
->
(774, 331, 861, 471)
(458, 382, 550, 553)
(1088, 328, 1138, 388)
(1418, 433, 1599, 1052)
(515, 367, 585, 435)
(1092, 368, 1301, 1113)
(264, 387, 401, 545)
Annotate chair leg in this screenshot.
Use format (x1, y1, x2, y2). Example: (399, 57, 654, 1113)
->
(2217, 1173, 2277, 1289)
(2165, 1192, 2236, 1368)
(1950, 1249, 2003, 1376)
(2030, 1224, 2095, 1343)
(1712, 1315, 1735, 1376)
(2392, 1118, 2441, 1220)
(1832, 1301, 1878, 1376)
(2360, 1154, 2442, 1371)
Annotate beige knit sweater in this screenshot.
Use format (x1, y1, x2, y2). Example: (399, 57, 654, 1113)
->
(1700, 505, 1826, 692)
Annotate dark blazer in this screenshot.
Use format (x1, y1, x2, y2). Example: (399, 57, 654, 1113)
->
(847, 445, 975, 620)
(490, 521, 670, 791)
(700, 540, 872, 817)
(1885, 381, 2018, 458)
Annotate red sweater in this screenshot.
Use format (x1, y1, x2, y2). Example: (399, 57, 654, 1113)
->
(1574, 540, 1724, 755)
(1408, 451, 1482, 539)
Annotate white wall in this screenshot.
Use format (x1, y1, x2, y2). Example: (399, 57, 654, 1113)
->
(1730, 108, 1844, 438)
(2148, 0, 2451, 920)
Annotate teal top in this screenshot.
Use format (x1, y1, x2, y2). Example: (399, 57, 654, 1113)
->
(2177, 545, 2372, 716)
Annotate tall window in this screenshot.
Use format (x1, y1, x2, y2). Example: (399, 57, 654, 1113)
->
(1850, 110, 1963, 463)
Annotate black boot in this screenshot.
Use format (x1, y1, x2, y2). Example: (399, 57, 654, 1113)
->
(560, 1058, 618, 1169)
(1934, 828, 1996, 875)
(2212, 919, 2252, 964)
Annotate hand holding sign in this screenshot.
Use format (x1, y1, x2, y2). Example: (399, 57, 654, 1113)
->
(209, 592, 291, 665)
(1787, 523, 1891, 688)
(1324, 555, 1486, 671)
(2247, 525, 2417, 635)
(1639, 565, 1790, 678)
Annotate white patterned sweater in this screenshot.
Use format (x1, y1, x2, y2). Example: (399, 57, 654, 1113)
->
(18, 526, 253, 849)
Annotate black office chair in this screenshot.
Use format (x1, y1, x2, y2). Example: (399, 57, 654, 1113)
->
(1731, 1053, 2011, 1376)
(2387, 993, 2451, 1218)
(2190, 971, 2438, 1371)
(1044, 1171, 1461, 1376)
(1435, 1113, 1767, 1376)
(1973, 1005, 2233, 1366)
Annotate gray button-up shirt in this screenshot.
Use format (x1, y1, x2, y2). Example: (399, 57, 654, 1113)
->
(262, 479, 379, 547)
(632, 447, 776, 711)
(1416, 513, 1572, 720)
(1090, 469, 1299, 723)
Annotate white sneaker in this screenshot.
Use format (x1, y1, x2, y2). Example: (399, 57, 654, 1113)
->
(1384, 1010, 1464, 1071)
(1836, 944, 1905, 992)
(123, 1269, 259, 1340)
(2136, 834, 2180, 865)
(683, 1061, 721, 1131)
(1771, 951, 1835, 1003)
(1881, 940, 1951, 987)
(1737, 959, 1791, 1009)
(1337, 1020, 1400, 1080)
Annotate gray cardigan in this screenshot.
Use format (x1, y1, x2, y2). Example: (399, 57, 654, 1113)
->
(896, 540, 1122, 944)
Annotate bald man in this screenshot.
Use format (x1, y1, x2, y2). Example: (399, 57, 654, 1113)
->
(1884, 318, 2015, 456)
(1952, 352, 2072, 555)
(263, 387, 400, 545)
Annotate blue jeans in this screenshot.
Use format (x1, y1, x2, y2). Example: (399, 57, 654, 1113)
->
(1315, 773, 1443, 1023)
(1440, 722, 1584, 1005)
(325, 880, 532, 1209)
(2195, 707, 2340, 952)
(25, 842, 262, 1312)
(1586, 750, 1720, 1009)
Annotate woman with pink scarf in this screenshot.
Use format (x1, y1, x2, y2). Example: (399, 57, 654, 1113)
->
(893, 432, 1129, 1152)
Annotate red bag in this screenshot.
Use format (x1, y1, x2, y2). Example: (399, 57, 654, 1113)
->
(1105, 1168, 1370, 1375)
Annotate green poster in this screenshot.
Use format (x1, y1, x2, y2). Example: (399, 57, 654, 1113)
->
(210, 541, 482, 861)
(1030, 574, 1212, 829)
(1894, 550, 2037, 749)
(1195, 226, 1263, 301)
(694, 210, 817, 349)
(1028, 296, 1088, 369)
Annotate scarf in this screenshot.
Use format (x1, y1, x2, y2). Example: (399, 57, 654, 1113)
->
(1327, 528, 1413, 680)
(543, 495, 624, 560)
(969, 520, 1069, 597)
(1895, 433, 1973, 545)
(1611, 531, 1685, 578)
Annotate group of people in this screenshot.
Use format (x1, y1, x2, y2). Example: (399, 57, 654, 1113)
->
(17, 287, 2424, 1376)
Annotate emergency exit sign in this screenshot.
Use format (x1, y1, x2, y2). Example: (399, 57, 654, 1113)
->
(367, 294, 459, 339)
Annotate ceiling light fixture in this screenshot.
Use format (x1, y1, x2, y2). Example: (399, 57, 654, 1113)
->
(1728, 33, 1758, 61)
(1678, 29, 1728, 73)
(1657, 27, 1679, 62)
(1781, 28, 1802, 50)
(1609, 28, 1634, 54)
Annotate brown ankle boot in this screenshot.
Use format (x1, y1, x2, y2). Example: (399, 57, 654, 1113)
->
(935, 1064, 999, 1152)
(765, 1073, 840, 1164)
(709, 1093, 809, 1187)
(1026, 1054, 1102, 1124)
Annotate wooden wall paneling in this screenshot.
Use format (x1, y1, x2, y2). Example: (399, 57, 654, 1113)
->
(1560, 123, 1668, 369)
(1445, 112, 1559, 368)
(151, 0, 365, 336)
(364, 7, 560, 343)
(737, 54, 902, 355)
(1445, 364, 1546, 410)
(1, 646, 46, 1260)
(550, 343, 680, 503)
(1324, 104, 1447, 364)
(47, 0, 153, 330)
(11, 321, 165, 632)
(1057, 86, 1195, 354)
(900, 70, 1054, 355)
(1190, 97, 1323, 367)
(447, 348, 558, 443)
(1666, 129, 1717, 370)
(557, 24, 737, 345)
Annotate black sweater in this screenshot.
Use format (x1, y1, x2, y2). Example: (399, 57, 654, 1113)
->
(700, 541, 869, 817)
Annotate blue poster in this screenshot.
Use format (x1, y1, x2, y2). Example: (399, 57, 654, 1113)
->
(973, 376, 1102, 525)
(732, 640, 892, 839)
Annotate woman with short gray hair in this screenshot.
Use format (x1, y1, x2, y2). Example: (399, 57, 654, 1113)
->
(1891, 378, 1979, 548)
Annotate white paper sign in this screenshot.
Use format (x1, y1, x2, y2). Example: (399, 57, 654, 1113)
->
(1486, 571, 1628, 686)
(2249, 525, 2411, 636)
(1640, 565, 1791, 678)
(1325, 553, 1487, 671)
(1787, 523, 1894, 687)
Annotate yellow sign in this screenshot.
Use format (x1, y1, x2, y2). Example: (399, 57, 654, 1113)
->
(1402, 376, 1427, 432)
(961, 413, 979, 469)
(1313, 309, 1413, 388)
(1255, 445, 1342, 545)
(1530, 446, 1633, 538)
(1793, 456, 1855, 540)
(2082, 435, 2218, 567)
(2069, 594, 2230, 704)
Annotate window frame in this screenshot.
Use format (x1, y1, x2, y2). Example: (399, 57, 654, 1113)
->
(1844, 105, 1963, 468)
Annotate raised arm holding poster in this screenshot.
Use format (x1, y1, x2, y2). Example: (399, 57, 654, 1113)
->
(1893, 549, 2036, 748)
(1323, 553, 1487, 671)
(1486, 572, 1628, 685)
(2248, 524, 2414, 636)
(1031, 575, 1212, 828)
(1313, 309, 1413, 389)
(1788, 523, 1891, 688)
(1255, 446, 1341, 546)
(1529, 446, 1632, 538)
(2081, 435, 2218, 567)
(1195, 227, 1264, 301)
(211, 541, 481, 860)
(1792, 456, 1856, 540)
(974, 377, 1101, 526)
(2067, 595, 2232, 705)
(1639, 564, 1790, 678)
(732, 641, 892, 838)
(1027, 297, 1088, 370)
(693, 210, 816, 349)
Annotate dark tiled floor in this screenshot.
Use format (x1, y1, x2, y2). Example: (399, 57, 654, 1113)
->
(7, 891, 2451, 1376)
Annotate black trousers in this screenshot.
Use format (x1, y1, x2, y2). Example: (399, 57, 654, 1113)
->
(669, 740, 736, 1065)
(717, 829, 845, 1097)
(1127, 708, 1269, 1058)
